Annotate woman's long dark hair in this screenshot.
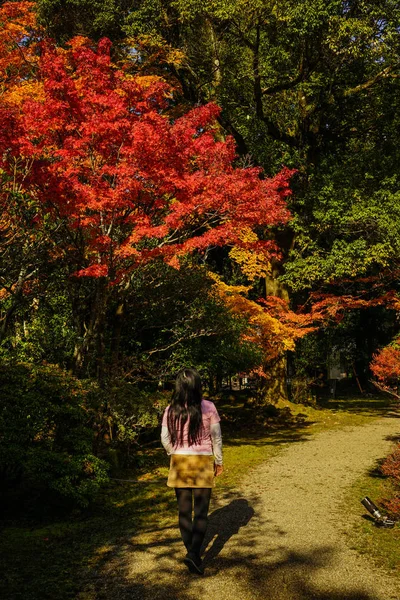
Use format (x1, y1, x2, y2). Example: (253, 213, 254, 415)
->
(167, 368, 203, 447)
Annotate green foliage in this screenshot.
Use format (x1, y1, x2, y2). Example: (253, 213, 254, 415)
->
(284, 174, 400, 292)
(118, 260, 264, 383)
(123, 0, 167, 40)
(95, 382, 170, 468)
(0, 289, 77, 366)
(34, 0, 400, 293)
(0, 362, 109, 508)
(32, 0, 400, 391)
(36, 0, 130, 41)
(5, 1, 400, 482)
(293, 307, 398, 399)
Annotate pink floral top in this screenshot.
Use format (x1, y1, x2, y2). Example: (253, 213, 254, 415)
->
(162, 399, 221, 455)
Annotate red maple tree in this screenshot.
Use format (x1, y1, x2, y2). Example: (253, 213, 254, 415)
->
(14, 37, 292, 279)
(0, 25, 294, 372)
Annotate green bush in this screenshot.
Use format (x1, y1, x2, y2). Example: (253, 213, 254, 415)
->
(0, 362, 109, 508)
(96, 382, 170, 468)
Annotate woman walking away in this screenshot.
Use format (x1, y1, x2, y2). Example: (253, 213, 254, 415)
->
(161, 368, 223, 575)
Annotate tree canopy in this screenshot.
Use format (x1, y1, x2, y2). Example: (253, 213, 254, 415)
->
(2, 0, 400, 505)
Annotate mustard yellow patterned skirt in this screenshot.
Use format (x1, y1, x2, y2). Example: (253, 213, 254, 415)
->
(167, 454, 215, 488)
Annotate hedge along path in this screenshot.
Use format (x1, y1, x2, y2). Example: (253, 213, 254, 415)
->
(85, 416, 400, 600)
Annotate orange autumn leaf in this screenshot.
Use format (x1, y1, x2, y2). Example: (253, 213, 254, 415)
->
(0, 2, 40, 100)
(212, 275, 316, 366)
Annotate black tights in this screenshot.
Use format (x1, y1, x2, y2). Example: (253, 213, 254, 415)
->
(175, 487, 211, 556)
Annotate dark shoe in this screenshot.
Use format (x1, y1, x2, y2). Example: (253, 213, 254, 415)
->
(184, 552, 204, 575)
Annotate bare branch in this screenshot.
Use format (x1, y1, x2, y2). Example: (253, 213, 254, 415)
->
(370, 379, 400, 404)
(147, 330, 218, 355)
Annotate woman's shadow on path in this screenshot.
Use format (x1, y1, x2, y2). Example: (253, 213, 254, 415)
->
(202, 497, 255, 565)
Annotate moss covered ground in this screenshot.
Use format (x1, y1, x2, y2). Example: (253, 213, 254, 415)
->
(342, 458, 400, 574)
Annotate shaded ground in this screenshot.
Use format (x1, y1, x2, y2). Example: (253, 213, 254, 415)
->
(81, 416, 400, 600)
(2, 396, 399, 599)
(318, 395, 400, 417)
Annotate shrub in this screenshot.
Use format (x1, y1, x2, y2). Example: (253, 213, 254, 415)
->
(0, 361, 109, 508)
(289, 375, 318, 405)
(380, 443, 400, 518)
(370, 339, 400, 399)
(92, 382, 169, 468)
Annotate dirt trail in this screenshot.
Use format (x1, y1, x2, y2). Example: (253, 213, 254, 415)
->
(88, 417, 400, 600)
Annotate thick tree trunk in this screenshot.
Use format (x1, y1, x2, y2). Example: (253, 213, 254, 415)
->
(207, 18, 222, 99)
(74, 277, 109, 383)
(265, 259, 290, 301)
(264, 260, 290, 402)
(263, 356, 288, 403)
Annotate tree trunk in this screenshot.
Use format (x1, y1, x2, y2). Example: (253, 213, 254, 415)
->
(263, 356, 288, 404)
(109, 300, 125, 377)
(0, 266, 29, 343)
(207, 18, 222, 100)
(263, 261, 290, 402)
(265, 259, 289, 301)
(74, 277, 109, 383)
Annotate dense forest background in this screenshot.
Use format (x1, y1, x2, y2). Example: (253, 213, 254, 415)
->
(1, 0, 400, 508)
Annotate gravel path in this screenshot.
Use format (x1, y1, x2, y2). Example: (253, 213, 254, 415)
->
(90, 417, 400, 600)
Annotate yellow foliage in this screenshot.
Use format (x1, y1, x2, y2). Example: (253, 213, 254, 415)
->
(2, 80, 44, 107)
(122, 36, 186, 69)
(0, 2, 39, 90)
(165, 47, 186, 67)
(229, 245, 271, 281)
(212, 273, 315, 366)
(134, 75, 166, 89)
(228, 228, 272, 281)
